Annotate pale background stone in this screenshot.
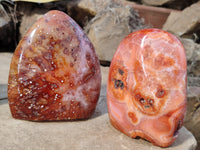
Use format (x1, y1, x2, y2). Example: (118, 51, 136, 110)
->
(181, 38, 200, 77)
(163, 2, 200, 37)
(140, 0, 197, 10)
(78, 0, 113, 15)
(85, 3, 145, 62)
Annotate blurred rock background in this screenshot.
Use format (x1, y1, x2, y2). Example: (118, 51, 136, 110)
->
(0, 0, 200, 149)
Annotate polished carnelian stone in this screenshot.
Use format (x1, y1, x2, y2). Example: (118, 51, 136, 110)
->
(8, 10, 101, 121)
(107, 29, 187, 147)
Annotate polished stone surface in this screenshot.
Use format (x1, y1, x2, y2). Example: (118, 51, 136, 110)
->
(8, 10, 101, 121)
(107, 29, 187, 147)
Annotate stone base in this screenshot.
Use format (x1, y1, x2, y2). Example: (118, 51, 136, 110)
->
(0, 100, 197, 150)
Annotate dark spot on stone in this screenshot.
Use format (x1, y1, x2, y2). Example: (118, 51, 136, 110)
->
(45, 19, 48, 23)
(139, 98, 145, 104)
(69, 81, 74, 88)
(63, 48, 69, 55)
(148, 99, 154, 106)
(156, 89, 165, 98)
(86, 53, 91, 61)
(144, 105, 150, 109)
(114, 80, 124, 89)
(89, 43, 94, 49)
(29, 47, 33, 52)
(40, 35, 45, 40)
(177, 120, 182, 130)
(49, 46, 54, 50)
(43, 52, 53, 60)
(37, 39, 42, 45)
(135, 136, 141, 139)
(174, 120, 182, 136)
(66, 36, 72, 42)
(70, 62, 74, 67)
(61, 43, 65, 47)
(118, 69, 124, 75)
(60, 106, 66, 112)
(71, 47, 79, 59)
(56, 28, 59, 31)
(82, 66, 95, 83)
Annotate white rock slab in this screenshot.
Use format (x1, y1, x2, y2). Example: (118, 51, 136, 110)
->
(163, 2, 200, 36)
(78, 0, 112, 15)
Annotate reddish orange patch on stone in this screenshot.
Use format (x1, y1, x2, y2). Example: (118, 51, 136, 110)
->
(128, 112, 138, 123)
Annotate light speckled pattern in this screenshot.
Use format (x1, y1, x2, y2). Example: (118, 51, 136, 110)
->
(8, 10, 101, 121)
(107, 29, 187, 147)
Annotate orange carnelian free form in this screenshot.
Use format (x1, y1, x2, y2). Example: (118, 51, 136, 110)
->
(107, 28, 187, 147)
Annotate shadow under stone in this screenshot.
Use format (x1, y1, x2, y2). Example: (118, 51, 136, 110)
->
(0, 84, 8, 100)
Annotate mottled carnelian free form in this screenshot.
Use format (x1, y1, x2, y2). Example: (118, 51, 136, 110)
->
(107, 29, 187, 147)
(8, 10, 101, 121)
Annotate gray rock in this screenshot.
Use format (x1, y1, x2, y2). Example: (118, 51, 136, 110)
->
(90, 66, 109, 117)
(85, 3, 145, 62)
(188, 77, 200, 87)
(77, 0, 113, 16)
(141, 0, 197, 9)
(185, 86, 200, 150)
(19, 5, 47, 40)
(0, 5, 10, 28)
(163, 2, 200, 37)
(181, 38, 200, 77)
(0, 84, 7, 100)
(20, 13, 43, 39)
(17, 1, 72, 40)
